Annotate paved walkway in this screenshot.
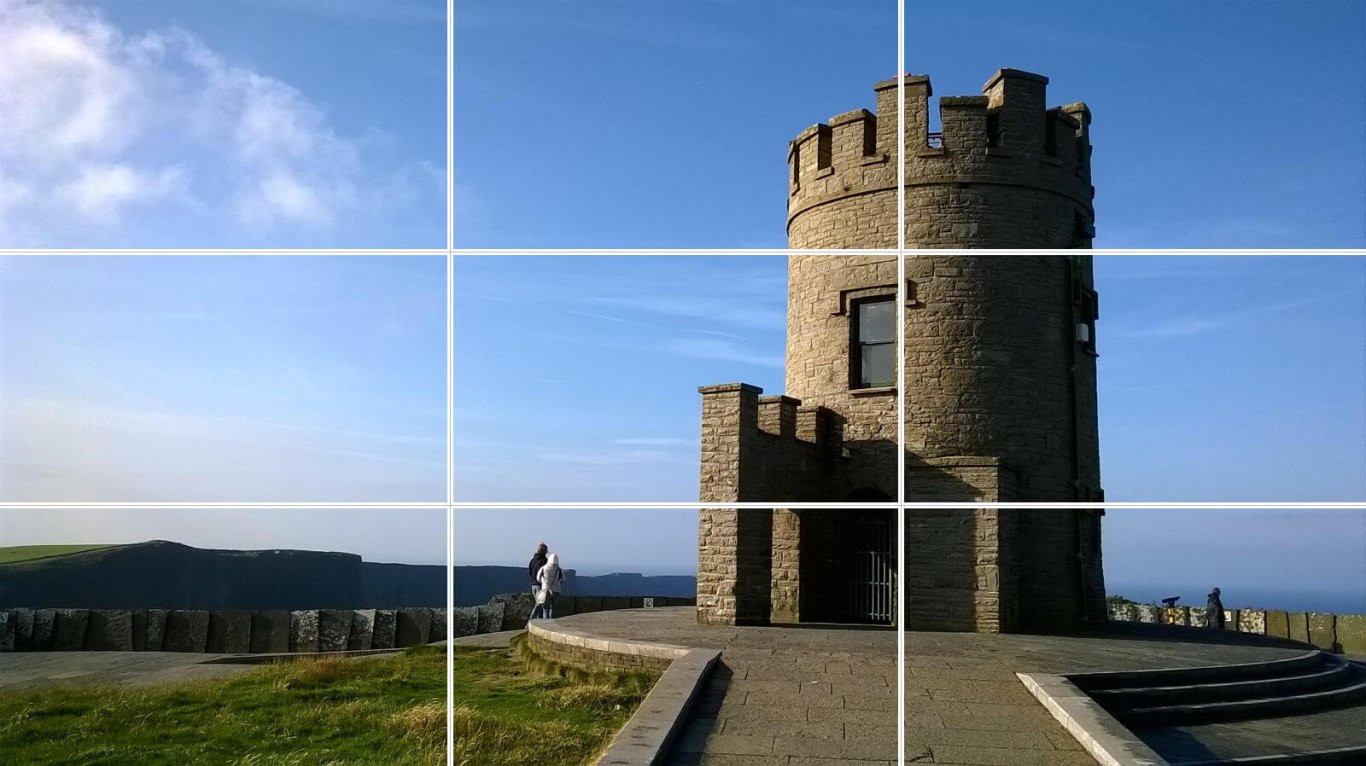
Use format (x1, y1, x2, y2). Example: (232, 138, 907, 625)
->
(0, 651, 258, 689)
(906, 623, 1309, 765)
(548, 608, 897, 766)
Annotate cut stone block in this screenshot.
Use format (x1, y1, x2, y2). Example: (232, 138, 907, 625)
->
(318, 609, 352, 652)
(431, 608, 447, 642)
(1288, 612, 1310, 644)
(249, 611, 291, 653)
(1239, 609, 1266, 635)
(1336, 614, 1366, 655)
(51, 609, 89, 650)
(290, 610, 320, 653)
(396, 608, 432, 646)
(86, 610, 133, 651)
(0, 610, 13, 652)
(476, 602, 504, 634)
(1308, 613, 1336, 651)
(451, 607, 478, 638)
(131, 611, 147, 651)
(556, 594, 578, 617)
(602, 596, 630, 612)
(499, 594, 533, 630)
(163, 610, 210, 652)
(32, 609, 55, 650)
(207, 611, 252, 654)
(577, 596, 603, 614)
(372, 610, 397, 649)
(144, 609, 167, 651)
(1188, 607, 1209, 628)
(348, 610, 375, 650)
(14, 609, 35, 651)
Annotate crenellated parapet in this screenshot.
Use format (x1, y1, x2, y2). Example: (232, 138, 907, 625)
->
(697, 384, 835, 502)
(787, 69, 1096, 249)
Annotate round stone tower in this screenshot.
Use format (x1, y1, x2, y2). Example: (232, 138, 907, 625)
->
(783, 69, 1104, 632)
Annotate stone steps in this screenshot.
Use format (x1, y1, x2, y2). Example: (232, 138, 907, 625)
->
(1089, 654, 1354, 709)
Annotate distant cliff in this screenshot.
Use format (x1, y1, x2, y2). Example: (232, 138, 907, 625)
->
(0, 541, 443, 609)
(454, 566, 696, 607)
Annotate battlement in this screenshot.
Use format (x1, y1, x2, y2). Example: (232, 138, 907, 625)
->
(698, 384, 835, 502)
(788, 70, 1094, 237)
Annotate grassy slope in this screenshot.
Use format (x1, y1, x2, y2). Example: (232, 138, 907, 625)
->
(0, 544, 116, 565)
(0, 645, 446, 765)
(454, 639, 655, 766)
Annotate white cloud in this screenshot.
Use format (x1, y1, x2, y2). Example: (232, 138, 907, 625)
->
(0, 0, 412, 243)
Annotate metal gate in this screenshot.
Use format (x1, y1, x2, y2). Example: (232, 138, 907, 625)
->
(836, 510, 894, 625)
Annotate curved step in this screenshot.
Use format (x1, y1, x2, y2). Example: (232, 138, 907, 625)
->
(1120, 669, 1366, 726)
(1072, 650, 1328, 691)
(1094, 656, 1351, 708)
(1173, 743, 1366, 765)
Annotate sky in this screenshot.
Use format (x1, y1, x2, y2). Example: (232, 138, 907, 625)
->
(0, 256, 446, 501)
(0, 0, 446, 248)
(1, 508, 446, 566)
(455, 0, 1365, 248)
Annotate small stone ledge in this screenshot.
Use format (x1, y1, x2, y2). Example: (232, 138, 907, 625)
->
(1017, 672, 1166, 766)
(525, 619, 719, 766)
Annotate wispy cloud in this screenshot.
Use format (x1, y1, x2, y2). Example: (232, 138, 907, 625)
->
(666, 337, 784, 368)
(1115, 293, 1350, 340)
(612, 436, 697, 447)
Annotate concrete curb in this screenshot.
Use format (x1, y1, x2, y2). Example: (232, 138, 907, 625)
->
(1017, 672, 1168, 766)
(526, 620, 719, 766)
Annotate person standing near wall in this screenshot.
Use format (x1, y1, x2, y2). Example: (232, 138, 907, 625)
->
(534, 554, 565, 620)
(1207, 587, 1226, 629)
(528, 543, 548, 598)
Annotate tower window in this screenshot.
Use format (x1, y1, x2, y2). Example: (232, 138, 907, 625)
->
(853, 298, 894, 388)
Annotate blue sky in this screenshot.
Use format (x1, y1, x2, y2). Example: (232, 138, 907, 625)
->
(455, 255, 1366, 503)
(0, 0, 445, 248)
(0, 256, 446, 501)
(455, 0, 1364, 248)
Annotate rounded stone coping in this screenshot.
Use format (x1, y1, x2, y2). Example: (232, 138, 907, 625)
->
(526, 620, 692, 663)
(526, 618, 720, 766)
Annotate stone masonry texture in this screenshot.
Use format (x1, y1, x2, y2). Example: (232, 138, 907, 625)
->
(698, 69, 1105, 633)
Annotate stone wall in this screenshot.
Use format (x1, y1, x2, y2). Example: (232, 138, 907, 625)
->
(525, 627, 675, 675)
(450, 593, 696, 639)
(1106, 602, 1366, 655)
(0, 607, 444, 653)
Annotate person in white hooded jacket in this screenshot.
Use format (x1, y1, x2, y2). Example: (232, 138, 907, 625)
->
(530, 553, 565, 620)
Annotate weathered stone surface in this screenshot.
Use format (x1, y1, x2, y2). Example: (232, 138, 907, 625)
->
(556, 594, 578, 616)
(431, 608, 446, 642)
(1188, 607, 1209, 628)
(318, 609, 352, 652)
(348, 610, 375, 650)
(14, 608, 35, 651)
(1288, 612, 1310, 644)
(602, 596, 631, 612)
(1238, 609, 1266, 635)
(145, 609, 167, 651)
(163, 610, 210, 652)
(1336, 614, 1366, 655)
(86, 610, 133, 651)
(1307, 613, 1336, 651)
(0, 610, 13, 652)
(476, 602, 505, 634)
(207, 611, 251, 654)
(451, 607, 478, 638)
(31, 609, 55, 650)
(290, 610, 319, 653)
(250, 611, 291, 653)
(131, 610, 147, 651)
(1264, 610, 1290, 639)
(51, 609, 89, 650)
(396, 608, 432, 646)
(498, 594, 534, 630)
(577, 596, 603, 614)
(372, 610, 397, 649)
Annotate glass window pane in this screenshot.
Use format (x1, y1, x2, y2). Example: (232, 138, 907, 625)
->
(860, 343, 893, 388)
(858, 300, 894, 343)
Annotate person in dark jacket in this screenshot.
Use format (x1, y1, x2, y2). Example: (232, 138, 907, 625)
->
(1207, 587, 1225, 629)
(528, 543, 548, 597)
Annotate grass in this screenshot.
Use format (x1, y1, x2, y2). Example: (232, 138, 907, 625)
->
(453, 635, 657, 766)
(0, 644, 446, 765)
(0, 544, 115, 565)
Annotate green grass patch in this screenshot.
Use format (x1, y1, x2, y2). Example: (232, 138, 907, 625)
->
(454, 636, 656, 765)
(0, 544, 116, 564)
(0, 645, 446, 765)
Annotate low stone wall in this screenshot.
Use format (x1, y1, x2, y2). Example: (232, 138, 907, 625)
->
(0, 608, 446, 653)
(525, 621, 684, 675)
(451, 593, 696, 641)
(1108, 602, 1366, 655)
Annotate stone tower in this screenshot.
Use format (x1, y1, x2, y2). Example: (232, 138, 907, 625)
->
(697, 69, 1104, 633)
